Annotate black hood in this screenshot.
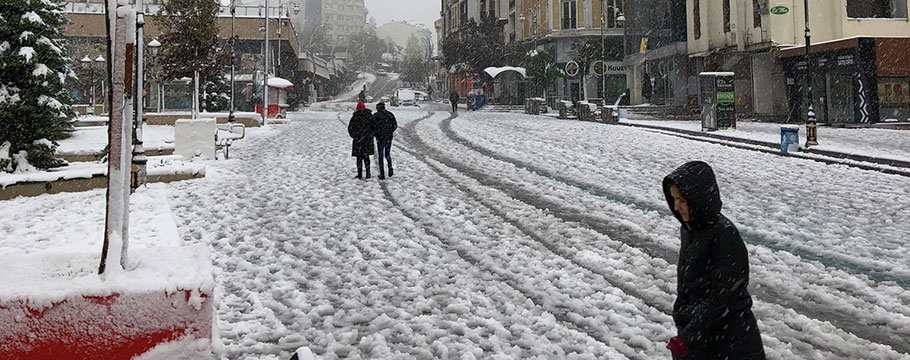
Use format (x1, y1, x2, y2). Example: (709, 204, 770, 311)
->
(662, 161, 723, 229)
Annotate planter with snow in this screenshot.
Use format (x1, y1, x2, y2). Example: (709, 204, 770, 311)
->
(0, 245, 215, 360)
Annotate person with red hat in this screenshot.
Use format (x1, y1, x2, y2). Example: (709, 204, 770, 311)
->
(348, 101, 375, 179)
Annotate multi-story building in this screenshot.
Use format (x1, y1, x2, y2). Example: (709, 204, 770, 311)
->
(440, 0, 628, 104)
(320, 0, 367, 46)
(688, 0, 910, 124)
(59, 0, 337, 110)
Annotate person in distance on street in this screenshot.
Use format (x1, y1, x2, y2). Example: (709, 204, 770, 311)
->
(663, 160, 765, 360)
(372, 101, 397, 180)
(449, 91, 459, 113)
(348, 101, 374, 179)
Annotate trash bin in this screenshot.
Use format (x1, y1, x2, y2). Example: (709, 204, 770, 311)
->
(780, 125, 800, 154)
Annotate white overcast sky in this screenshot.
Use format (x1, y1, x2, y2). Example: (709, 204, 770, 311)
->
(364, 0, 441, 29)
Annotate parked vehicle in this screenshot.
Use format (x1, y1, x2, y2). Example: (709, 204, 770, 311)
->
(395, 89, 417, 107)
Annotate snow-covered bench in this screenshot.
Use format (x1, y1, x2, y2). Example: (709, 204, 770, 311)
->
(215, 123, 245, 159)
(175, 119, 244, 160)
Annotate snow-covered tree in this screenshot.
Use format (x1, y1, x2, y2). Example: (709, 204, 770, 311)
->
(156, 0, 223, 86)
(0, 0, 76, 173)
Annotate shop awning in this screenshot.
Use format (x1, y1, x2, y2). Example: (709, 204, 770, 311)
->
(483, 66, 527, 79)
(778, 37, 860, 59)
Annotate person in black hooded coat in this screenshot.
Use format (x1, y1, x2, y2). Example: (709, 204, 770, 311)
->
(348, 102, 374, 179)
(662, 161, 765, 360)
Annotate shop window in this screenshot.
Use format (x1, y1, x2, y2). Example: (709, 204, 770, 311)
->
(693, 0, 701, 40)
(723, 0, 731, 32)
(847, 0, 908, 18)
(562, 0, 577, 29)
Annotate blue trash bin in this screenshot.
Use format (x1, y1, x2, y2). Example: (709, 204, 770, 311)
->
(780, 126, 800, 154)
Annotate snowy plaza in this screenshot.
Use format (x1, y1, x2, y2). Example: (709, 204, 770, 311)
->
(3, 102, 909, 359)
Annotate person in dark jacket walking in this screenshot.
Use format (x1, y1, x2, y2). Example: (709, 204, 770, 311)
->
(449, 91, 460, 113)
(662, 161, 765, 360)
(372, 102, 397, 179)
(348, 102, 375, 179)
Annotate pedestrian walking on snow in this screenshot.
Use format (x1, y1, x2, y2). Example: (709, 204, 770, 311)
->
(348, 102, 375, 179)
(372, 102, 397, 179)
(449, 91, 460, 113)
(663, 161, 765, 360)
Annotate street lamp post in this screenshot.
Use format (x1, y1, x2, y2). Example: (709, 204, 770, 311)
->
(147, 39, 161, 112)
(804, 0, 818, 146)
(262, 0, 270, 125)
(601, 0, 606, 100)
(229, 1, 236, 123)
(81, 55, 105, 114)
(134, 3, 148, 188)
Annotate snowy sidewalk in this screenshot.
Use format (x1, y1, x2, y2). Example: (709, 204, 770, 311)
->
(620, 118, 910, 168)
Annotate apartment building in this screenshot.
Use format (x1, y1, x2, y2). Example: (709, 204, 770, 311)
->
(440, 0, 628, 104)
(688, 0, 910, 124)
(320, 0, 367, 46)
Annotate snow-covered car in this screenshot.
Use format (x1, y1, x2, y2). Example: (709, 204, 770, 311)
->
(395, 89, 417, 107)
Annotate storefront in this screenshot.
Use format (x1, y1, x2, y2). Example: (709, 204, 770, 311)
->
(779, 37, 910, 125)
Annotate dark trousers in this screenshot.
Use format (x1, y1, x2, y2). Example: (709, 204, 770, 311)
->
(356, 156, 371, 178)
(451, 101, 457, 113)
(376, 138, 392, 176)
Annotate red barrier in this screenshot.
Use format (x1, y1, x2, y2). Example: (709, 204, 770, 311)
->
(0, 289, 213, 360)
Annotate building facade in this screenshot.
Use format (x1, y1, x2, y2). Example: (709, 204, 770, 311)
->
(439, 0, 628, 105)
(687, 0, 910, 124)
(320, 0, 367, 46)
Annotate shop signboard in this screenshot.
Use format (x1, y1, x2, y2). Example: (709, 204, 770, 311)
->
(698, 72, 736, 131)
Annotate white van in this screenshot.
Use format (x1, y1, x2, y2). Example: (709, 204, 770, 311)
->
(395, 89, 417, 107)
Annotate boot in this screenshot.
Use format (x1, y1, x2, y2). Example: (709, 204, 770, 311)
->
(388, 167, 393, 177)
(355, 158, 363, 179)
(364, 158, 371, 179)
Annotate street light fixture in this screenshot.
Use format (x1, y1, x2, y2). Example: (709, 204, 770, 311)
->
(81, 55, 105, 115)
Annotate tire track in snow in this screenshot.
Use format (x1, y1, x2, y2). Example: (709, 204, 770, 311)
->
(442, 116, 910, 290)
(400, 113, 910, 358)
(330, 108, 639, 358)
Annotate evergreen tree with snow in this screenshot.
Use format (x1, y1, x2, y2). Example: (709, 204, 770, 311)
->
(156, 0, 223, 93)
(0, 0, 76, 173)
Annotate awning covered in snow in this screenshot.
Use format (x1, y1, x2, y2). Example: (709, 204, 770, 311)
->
(483, 66, 527, 79)
(267, 77, 293, 88)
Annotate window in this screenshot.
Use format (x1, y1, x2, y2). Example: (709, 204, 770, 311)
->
(562, 0, 577, 29)
(723, 0, 731, 32)
(490, 0, 497, 19)
(693, 0, 701, 39)
(847, 0, 908, 18)
(603, 0, 624, 29)
(481, 0, 487, 17)
(460, 1, 468, 25)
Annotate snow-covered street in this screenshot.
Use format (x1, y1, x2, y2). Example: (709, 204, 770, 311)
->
(3, 103, 909, 359)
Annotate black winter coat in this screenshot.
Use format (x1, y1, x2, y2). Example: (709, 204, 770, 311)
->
(348, 109, 375, 157)
(663, 161, 765, 360)
(373, 109, 397, 140)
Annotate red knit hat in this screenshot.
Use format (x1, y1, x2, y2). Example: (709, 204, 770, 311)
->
(356, 102, 366, 111)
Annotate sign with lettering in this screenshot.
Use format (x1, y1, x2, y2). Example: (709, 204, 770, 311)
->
(592, 60, 625, 75)
(770, 6, 789, 15)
